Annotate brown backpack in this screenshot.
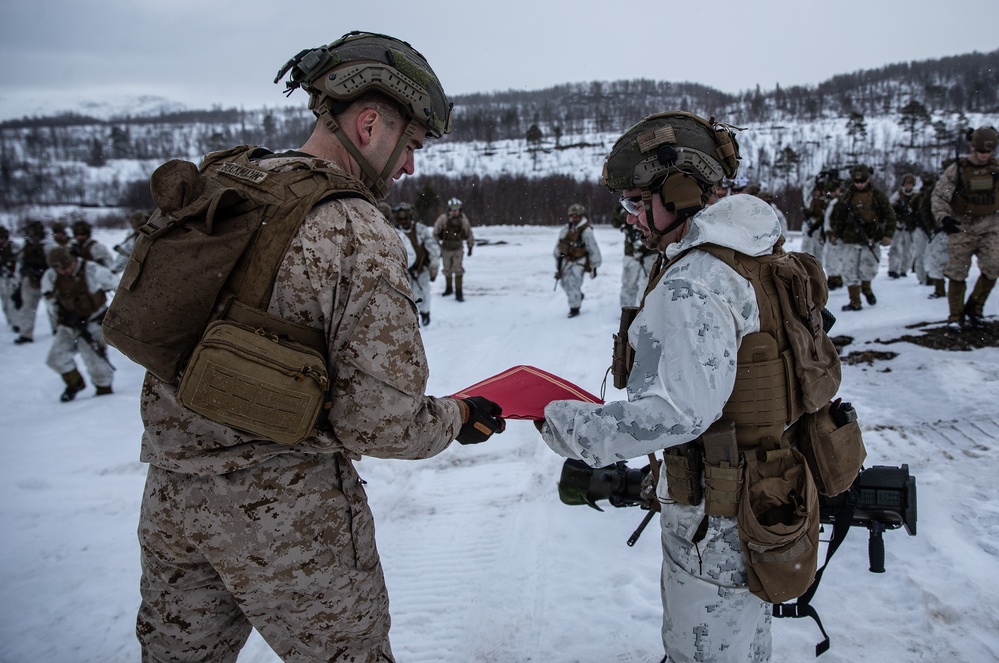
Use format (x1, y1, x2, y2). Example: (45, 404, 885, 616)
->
(103, 145, 373, 384)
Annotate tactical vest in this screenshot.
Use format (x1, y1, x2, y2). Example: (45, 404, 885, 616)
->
(55, 263, 106, 321)
(20, 241, 48, 286)
(405, 224, 429, 273)
(558, 221, 591, 262)
(804, 197, 829, 230)
(75, 239, 98, 263)
(847, 189, 877, 224)
(439, 215, 467, 250)
(893, 191, 919, 230)
(952, 157, 999, 217)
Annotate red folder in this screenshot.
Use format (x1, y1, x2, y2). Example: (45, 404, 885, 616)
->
(451, 365, 603, 421)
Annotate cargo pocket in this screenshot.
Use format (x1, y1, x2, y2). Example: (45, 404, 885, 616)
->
(737, 446, 819, 604)
(797, 400, 867, 497)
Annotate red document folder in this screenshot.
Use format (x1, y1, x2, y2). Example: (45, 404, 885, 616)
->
(451, 365, 603, 421)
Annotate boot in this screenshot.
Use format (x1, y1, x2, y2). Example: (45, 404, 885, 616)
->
(14, 335, 33, 344)
(443, 275, 453, 296)
(928, 278, 946, 299)
(568, 307, 580, 318)
(420, 311, 431, 326)
(946, 279, 967, 327)
(964, 275, 996, 327)
(95, 385, 114, 396)
(60, 369, 86, 402)
(455, 275, 464, 302)
(861, 281, 877, 306)
(841, 285, 863, 311)
(827, 275, 843, 291)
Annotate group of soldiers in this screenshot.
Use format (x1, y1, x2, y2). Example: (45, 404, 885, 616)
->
(379, 196, 476, 326)
(796, 125, 998, 328)
(0, 211, 148, 401)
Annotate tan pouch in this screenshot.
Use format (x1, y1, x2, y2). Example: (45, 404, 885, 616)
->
(178, 320, 330, 445)
(797, 400, 867, 497)
(663, 443, 703, 506)
(737, 446, 819, 604)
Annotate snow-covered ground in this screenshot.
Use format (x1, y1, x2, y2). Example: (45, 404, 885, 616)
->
(1, 226, 997, 662)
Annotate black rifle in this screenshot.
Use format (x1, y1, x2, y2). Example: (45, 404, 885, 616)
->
(553, 254, 564, 291)
(850, 209, 881, 260)
(57, 304, 115, 370)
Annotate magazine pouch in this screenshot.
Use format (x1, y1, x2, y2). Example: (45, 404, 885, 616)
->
(737, 443, 819, 604)
(178, 320, 330, 445)
(796, 399, 867, 497)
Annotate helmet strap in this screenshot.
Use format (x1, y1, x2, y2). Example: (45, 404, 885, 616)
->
(318, 107, 418, 200)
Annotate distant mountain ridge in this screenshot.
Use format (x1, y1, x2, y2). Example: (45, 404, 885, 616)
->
(0, 49, 996, 229)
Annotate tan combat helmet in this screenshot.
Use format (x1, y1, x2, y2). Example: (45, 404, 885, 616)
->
(970, 126, 998, 154)
(601, 111, 740, 242)
(275, 31, 453, 199)
(567, 203, 586, 218)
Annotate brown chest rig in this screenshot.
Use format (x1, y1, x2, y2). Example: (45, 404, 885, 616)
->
(558, 221, 591, 262)
(55, 264, 106, 321)
(952, 157, 999, 217)
(75, 239, 98, 263)
(848, 188, 877, 224)
(439, 215, 467, 249)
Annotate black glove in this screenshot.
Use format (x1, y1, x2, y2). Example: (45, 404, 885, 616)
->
(456, 396, 505, 444)
(11, 285, 22, 310)
(941, 216, 961, 234)
(467, 245, 473, 257)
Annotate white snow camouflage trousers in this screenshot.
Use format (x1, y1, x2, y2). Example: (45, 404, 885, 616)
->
(660, 499, 771, 663)
(46, 320, 113, 388)
(620, 253, 659, 308)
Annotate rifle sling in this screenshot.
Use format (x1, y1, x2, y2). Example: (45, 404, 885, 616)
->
(773, 498, 857, 657)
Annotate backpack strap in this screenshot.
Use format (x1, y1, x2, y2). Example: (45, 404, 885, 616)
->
(773, 495, 857, 657)
(203, 147, 374, 354)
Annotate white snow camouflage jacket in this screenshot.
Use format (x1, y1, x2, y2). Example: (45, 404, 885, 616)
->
(542, 195, 783, 471)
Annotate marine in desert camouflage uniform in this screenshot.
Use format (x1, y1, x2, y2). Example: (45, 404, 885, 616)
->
(135, 31, 504, 663)
(931, 126, 999, 328)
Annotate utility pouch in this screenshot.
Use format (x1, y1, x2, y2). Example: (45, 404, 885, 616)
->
(702, 420, 743, 517)
(178, 320, 330, 445)
(663, 442, 703, 506)
(612, 306, 639, 390)
(737, 444, 819, 604)
(796, 399, 867, 497)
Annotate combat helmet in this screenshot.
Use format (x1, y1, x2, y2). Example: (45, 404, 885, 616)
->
(447, 197, 463, 211)
(275, 31, 452, 199)
(567, 203, 586, 217)
(24, 220, 45, 242)
(601, 111, 740, 242)
(392, 202, 415, 227)
(900, 173, 917, 187)
(969, 126, 998, 153)
(72, 219, 93, 238)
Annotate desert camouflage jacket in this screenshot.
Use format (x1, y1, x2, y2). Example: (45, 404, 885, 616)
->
(140, 155, 462, 475)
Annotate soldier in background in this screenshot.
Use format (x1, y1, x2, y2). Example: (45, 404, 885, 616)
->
(50, 221, 71, 249)
(611, 206, 657, 307)
(800, 172, 837, 263)
(830, 165, 897, 311)
(754, 189, 788, 238)
(822, 180, 846, 290)
(911, 173, 938, 289)
(932, 126, 999, 328)
(41, 246, 116, 401)
(111, 210, 150, 274)
(554, 203, 601, 318)
(0, 227, 21, 333)
(888, 173, 919, 278)
(71, 220, 114, 269)
(919, 173, 949, 299)
(13, 220, 53, 344)
(433, 197, 474, 301)
(394, 202, 440, 326)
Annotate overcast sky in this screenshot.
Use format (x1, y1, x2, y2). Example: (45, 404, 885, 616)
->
(0, 0, 996, 121)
